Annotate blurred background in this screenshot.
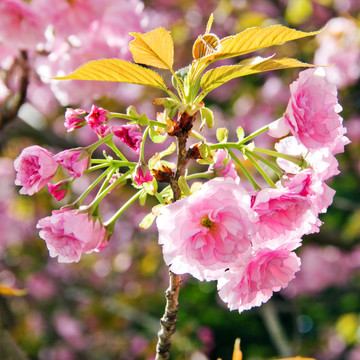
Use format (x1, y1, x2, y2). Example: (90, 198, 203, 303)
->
(0, 0, 359, 359)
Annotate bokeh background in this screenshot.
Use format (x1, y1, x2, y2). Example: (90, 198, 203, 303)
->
(0, 0, 359, 359)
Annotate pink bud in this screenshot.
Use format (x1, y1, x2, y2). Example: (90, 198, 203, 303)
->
(111, 124, 143, 153)
(53, 149, 89, 178)
(64, 108, 87, 132)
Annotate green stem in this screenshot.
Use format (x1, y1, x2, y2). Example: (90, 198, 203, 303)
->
(140, 125, 151, 163)
(155, 192, 165, 204)
(106, 138, 127, 161)
(73, 168, 113, 207)
(185, 171, 215, 181)
(87, 169, 133, 212)
(248, 151, 283, 178)
(209, 142, 239, 150)
(104, 190, 143, 228)
(95, 167, 117, 199)
(85, 164, 109, 172)
(149, 120, 167, 128)
(244, 150, 276, 188)
(109, 113, 137, 121)
(253, 147, 304, 166)
(227, 149, 261, 191)
(86, 133, 114, 153)
(239, 125, 269, 145)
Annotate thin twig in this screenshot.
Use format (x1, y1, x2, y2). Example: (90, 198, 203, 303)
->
(155, 112, 196, 359)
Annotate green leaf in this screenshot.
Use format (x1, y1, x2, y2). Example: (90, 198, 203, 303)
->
(53, 59, 167, 90)
(199, 24, 321, 63)
(139, 204, 163, 229)
(129, 27, 174, 70)
(201, 57, 314, 95)
(216, 128, 228, 142)
(178, 176, 191, 197)
(200, 107, 214, 130)
(149, 126, 168, 143)
(236, 127, 245, 142)
(158, 142, 176, 158)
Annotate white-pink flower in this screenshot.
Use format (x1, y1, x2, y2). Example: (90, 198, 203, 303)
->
(54, 149, 89, 178)
(281, 169, 335, 215)
(280, 69, 349, 154)
(37, 209, 106, 263)
(252, 186, 318, 245)
(14, 145, 59, 196)
(217, 247, 301, 312)
(157, 178, 258, 281)
(209, 149, 239, 182)
(275, 136, 340, 181)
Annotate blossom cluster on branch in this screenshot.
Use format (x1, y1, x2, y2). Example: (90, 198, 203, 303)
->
(13, 16, 349, 326)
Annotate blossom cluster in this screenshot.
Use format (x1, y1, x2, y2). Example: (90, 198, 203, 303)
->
(156, 69, 348, 312)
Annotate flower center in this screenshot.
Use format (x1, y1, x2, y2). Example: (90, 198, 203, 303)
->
(201, 215, 216, 232)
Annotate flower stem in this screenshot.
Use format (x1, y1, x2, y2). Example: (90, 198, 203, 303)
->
(227, 149, 261, 191)
(104, 190, 143, 228)
(106, 138, 127, 161)
(73, 168, 113, 207)
(244, 150, 276, 188)
(253, 147, 304, 166)
(239, 125, 269, 145)
(140, 125, 151, 163)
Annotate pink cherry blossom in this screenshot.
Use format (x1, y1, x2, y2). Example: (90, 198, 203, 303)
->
(64, 108, 87, 132)
(281, 68, 349, 154)
(85, 105, 109, 130)
(281, 169, 335, 215)
(157, 178, 258, 281)
(252, 186, 318, 245)
(275, 136, 340, 181)
(54, 149, 89, 178)
(14, 145, 59, 196)
(48, 180, 70, 201)
(111, 124, 143, 153)
(217, 247, 301, 312)
(37, 209, 106, 263)
(209, 149, 239, 182)
(133, 164, 153, 186)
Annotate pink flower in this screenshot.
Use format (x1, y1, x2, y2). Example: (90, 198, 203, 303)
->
(157, 178, 258, 281)
(14, 145, 59, 195)
(280, 69, 349, 154)
(275, 136, 340, 181)
(217, 247, 301, 312)
(133, 164, 153, 186)
(54, 149, 89, 178)
(281, 170, 335, 215)
(111, 124, 143, 153)
(64, 108, 87, 132)
(48, 180, 71, 201)
(84, 105, 109, 130)
(209, 149, 239, 182)
(252, 186, 318, 245)
(37, 208, 106, 263)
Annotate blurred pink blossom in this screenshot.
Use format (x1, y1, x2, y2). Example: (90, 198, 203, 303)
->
(157, 178, 257, 281)
(37, 209, 106, 263)
(0, 0, 45, 50)
(14, 145, 59, 195)
(315, 17, 360, 89)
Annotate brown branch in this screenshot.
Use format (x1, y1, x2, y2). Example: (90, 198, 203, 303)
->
(155, 111, 196, 359)
(0, 51, 29, 131)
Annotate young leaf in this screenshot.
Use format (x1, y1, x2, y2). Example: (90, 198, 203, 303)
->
(216, 128, 228, 142)
(53, 59, 167, 90)
(129, 27, 174, 70)
(200, 107, 214, 130)
(149, 126, 168, 143)
(200, 57, 315, 95)
(199, 25, 321, 63)
(236, 127, 245, 142)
